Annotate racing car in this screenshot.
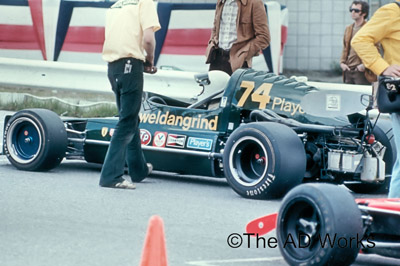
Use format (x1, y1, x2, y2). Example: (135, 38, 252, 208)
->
(1, 68, 396, 199)
(246, 183, 400, 265)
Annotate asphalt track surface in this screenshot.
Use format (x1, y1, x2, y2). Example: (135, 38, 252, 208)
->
(1, 111, 400, 266)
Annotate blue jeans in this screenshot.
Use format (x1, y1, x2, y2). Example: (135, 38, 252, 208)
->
(389, 113, 400, 197)
(99, 58, 148, 186)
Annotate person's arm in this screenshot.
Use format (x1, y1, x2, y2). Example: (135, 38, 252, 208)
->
(205, 3, 220, 63)
(209, 7, 219, 46)
(340, 27, 350, 71)
(351, 4, 397, 75)
(143, 27, 155, 65)
(247, 0, 270, 58)
(382, 65, 400, 77)
(356, 63, 365, 72)
(140, 0, 160, 73)
(143, 27, 157, 74)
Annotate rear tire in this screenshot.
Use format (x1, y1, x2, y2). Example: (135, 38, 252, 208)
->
(3, 109, 67, 171)
(223, 122, 306, 199)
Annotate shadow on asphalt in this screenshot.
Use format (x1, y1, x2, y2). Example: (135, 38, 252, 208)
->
(149, 170, 229, 187)
(57, 160, 103, 172)
(2, 158, 389, 198)
(56, 160, 230, 187)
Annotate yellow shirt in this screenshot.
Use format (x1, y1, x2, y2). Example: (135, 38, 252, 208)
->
(351, 1, 400, 75)
(102, 0, 161, 63)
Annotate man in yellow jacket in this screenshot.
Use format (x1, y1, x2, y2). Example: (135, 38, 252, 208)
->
(352, 1, 400, 197)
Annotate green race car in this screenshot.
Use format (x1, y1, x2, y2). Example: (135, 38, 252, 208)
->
(2, 69, 395, 199)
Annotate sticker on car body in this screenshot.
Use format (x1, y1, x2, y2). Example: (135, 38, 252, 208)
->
(153, 131, 167, 147)
(166, 134, 186, 148)
(187, 137, 213, 151)
(140, 129, 152, 146)
(326, 94, 341, 111)
(139, 111, 218, 131)
(236, 81, 305, 115)
(220, 97, 228, 108)
(101, 127, 108, 137)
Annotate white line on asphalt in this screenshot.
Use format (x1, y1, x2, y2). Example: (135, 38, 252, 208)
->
(186, 257, 283, 265)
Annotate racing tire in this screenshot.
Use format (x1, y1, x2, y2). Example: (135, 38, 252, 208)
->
(345, 119, 395, 194)
(277, 183, 363, 266)
(3, 109, 67, 171)
(223, 122, 306, 199)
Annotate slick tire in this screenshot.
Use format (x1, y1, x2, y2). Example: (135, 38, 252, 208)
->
(223, 122, 306, 199)
(3, 109, 67, 171)
(277, 183, 363, 266)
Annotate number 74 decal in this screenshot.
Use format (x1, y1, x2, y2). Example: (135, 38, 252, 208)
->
(237, 81, 272, 109)
(236, 81, 305, 115)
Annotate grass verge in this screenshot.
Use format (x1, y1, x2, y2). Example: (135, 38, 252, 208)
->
(0, 88, 118, 118)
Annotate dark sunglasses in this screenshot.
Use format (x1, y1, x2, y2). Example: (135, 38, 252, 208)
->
(349, 8, 361, 13)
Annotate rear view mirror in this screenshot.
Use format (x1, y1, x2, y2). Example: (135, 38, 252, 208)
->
(360, 94, 373, 110)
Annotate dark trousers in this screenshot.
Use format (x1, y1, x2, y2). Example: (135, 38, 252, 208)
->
(99, 57, 148, 186)
(343, 70, 370, 85)
(208, 48, 249, 76)
(209, 48, 233, 75)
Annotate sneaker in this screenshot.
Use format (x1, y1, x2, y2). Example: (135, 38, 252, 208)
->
(147, 163, 153, 175)
(111, 180, 136, 189)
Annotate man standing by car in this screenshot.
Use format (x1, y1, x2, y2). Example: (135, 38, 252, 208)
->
(100, 0, 160, 189)
(352, 1, 400, 197)
(340, 1, 376, 85)
(205, 0, 270, 75)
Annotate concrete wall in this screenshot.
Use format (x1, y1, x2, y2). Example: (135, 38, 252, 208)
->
(158, 0, 356, 71)
(278, 0, 355, 71)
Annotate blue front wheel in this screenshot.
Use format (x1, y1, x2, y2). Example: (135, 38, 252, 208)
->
(6, 117, 42, 164)
(3, 109, 67, 171)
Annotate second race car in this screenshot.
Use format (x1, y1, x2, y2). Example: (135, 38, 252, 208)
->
(246, 183, 400, 265)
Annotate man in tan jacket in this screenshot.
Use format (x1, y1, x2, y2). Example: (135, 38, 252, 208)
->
(206, 0, 270, 75)
(340, 0, 376, 85)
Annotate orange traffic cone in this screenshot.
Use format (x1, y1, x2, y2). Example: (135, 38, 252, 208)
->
(139, 215, 168, 266)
